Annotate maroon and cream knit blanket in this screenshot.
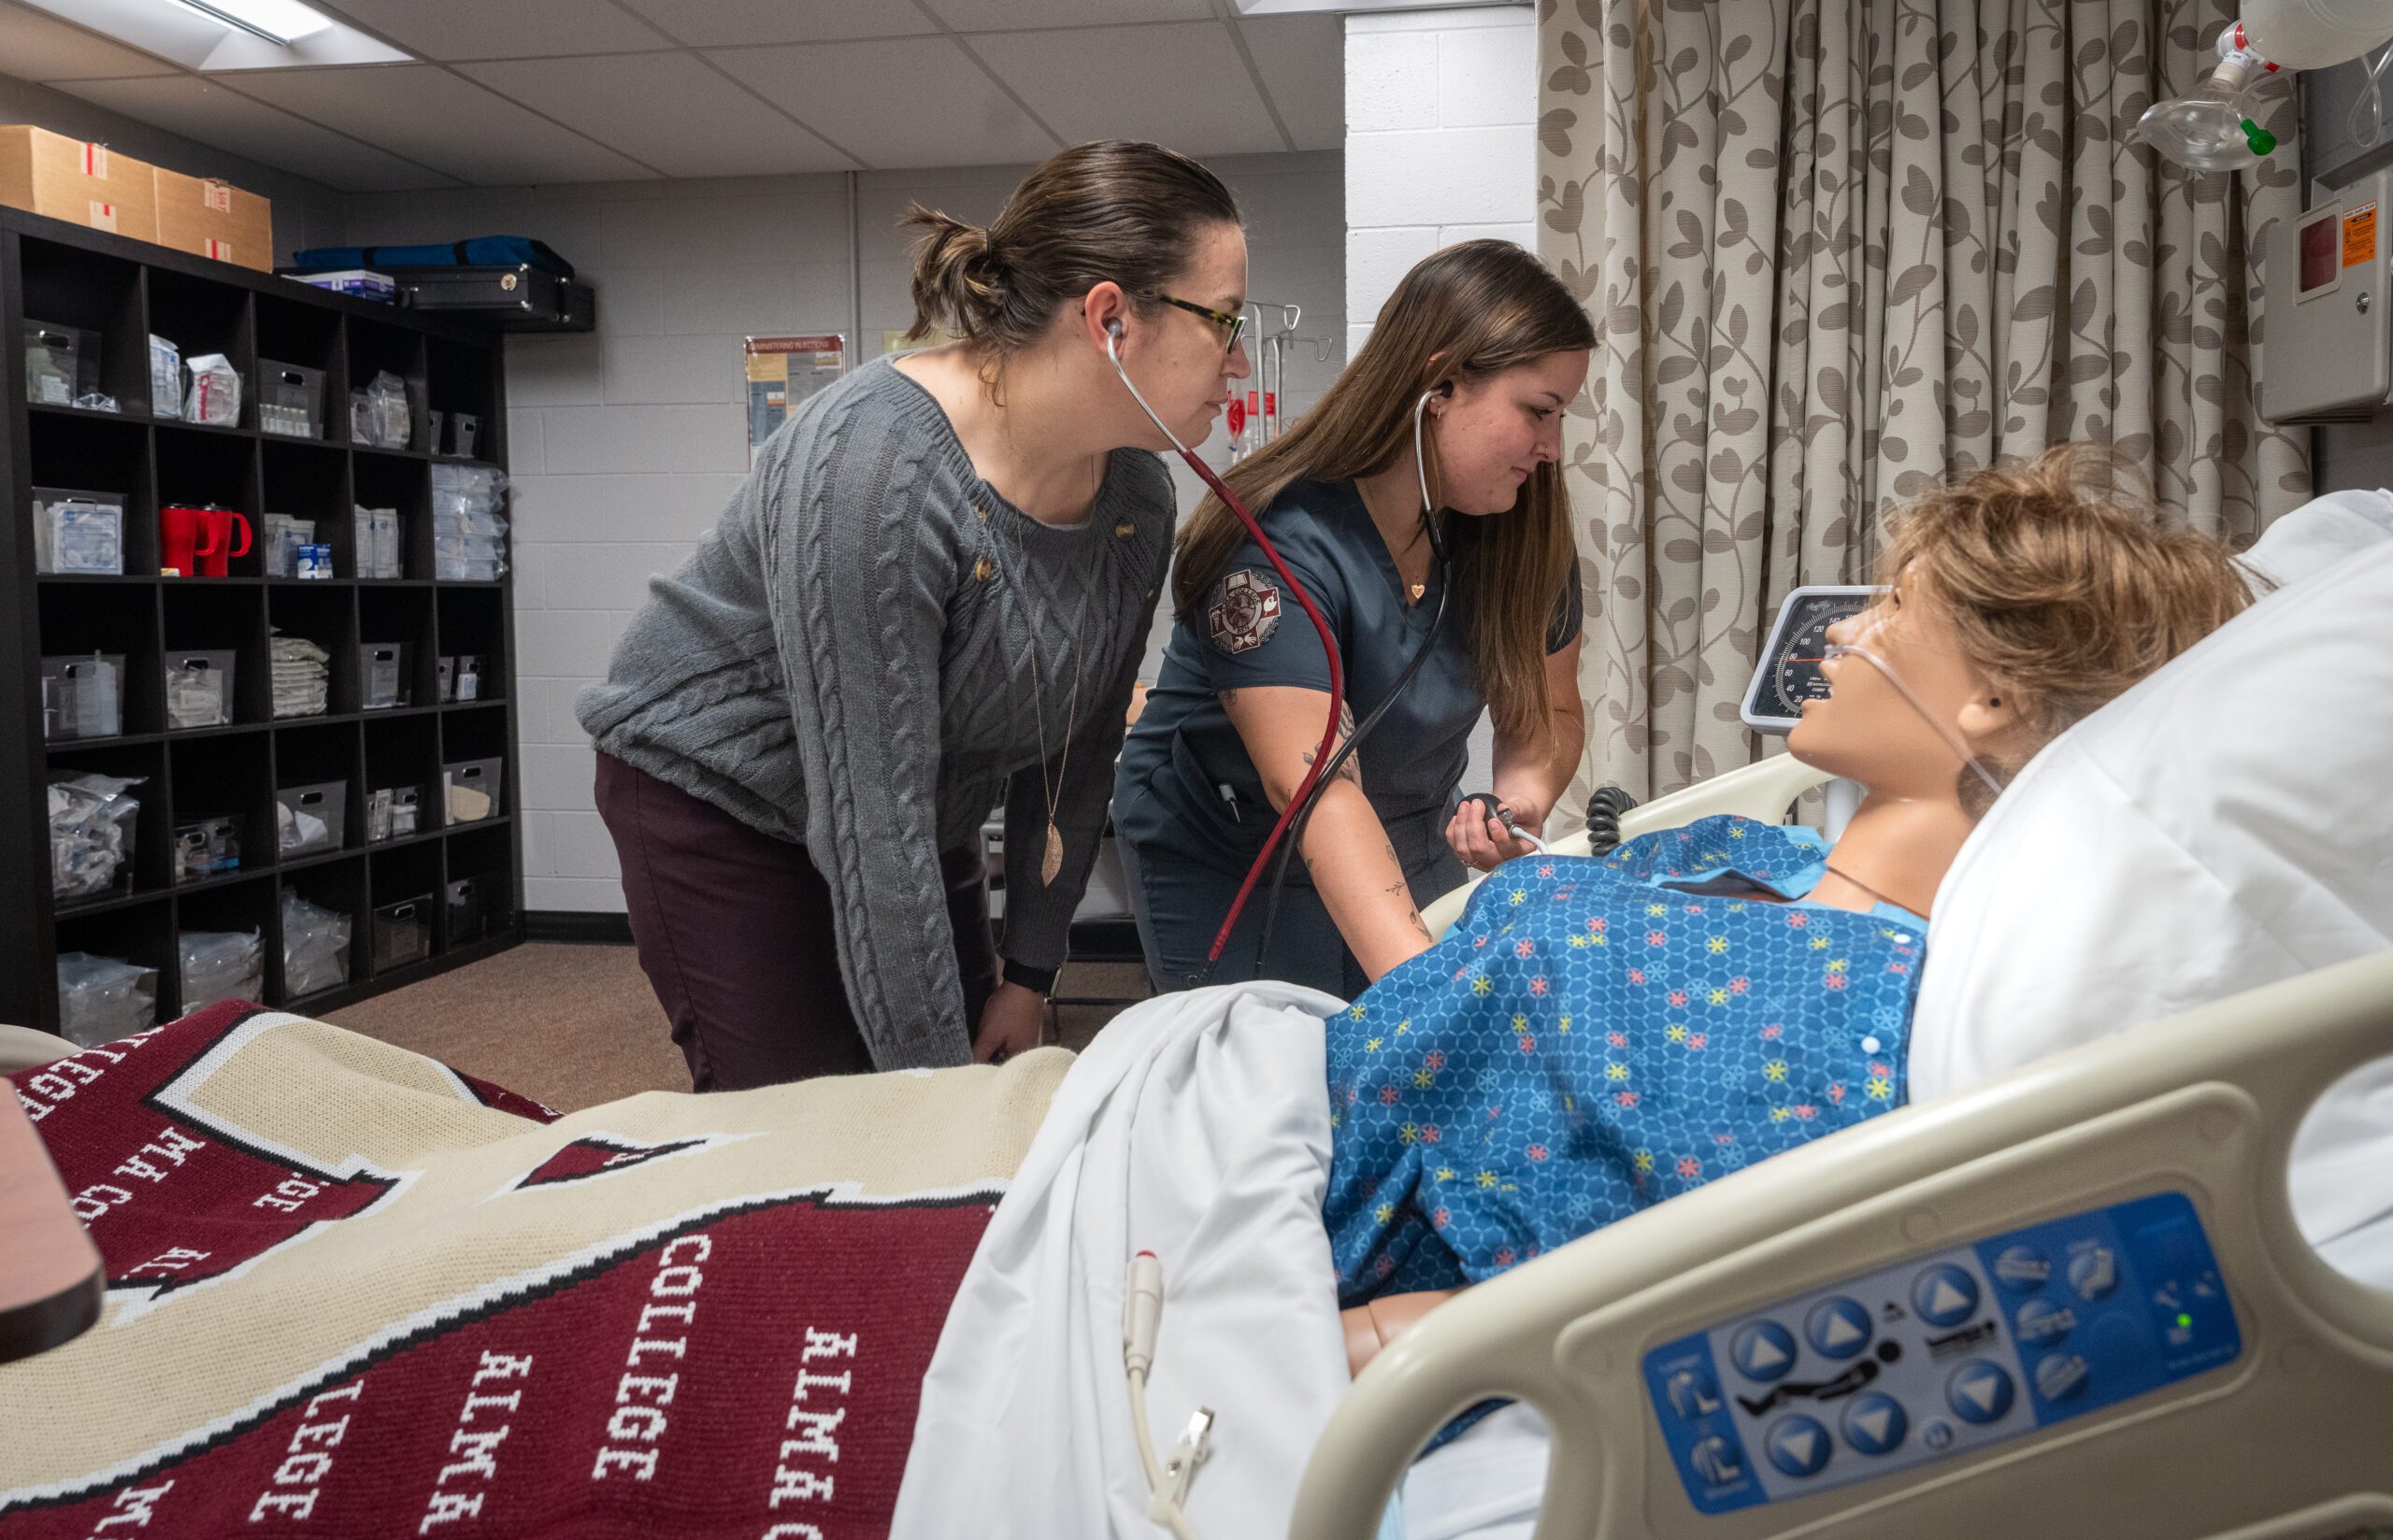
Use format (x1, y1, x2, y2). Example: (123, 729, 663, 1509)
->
(2, 1003, 1068, 1538)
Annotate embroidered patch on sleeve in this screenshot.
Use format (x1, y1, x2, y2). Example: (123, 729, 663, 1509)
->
(1207, 567, 1282, 655)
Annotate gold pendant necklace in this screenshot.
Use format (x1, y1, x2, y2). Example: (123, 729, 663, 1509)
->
(1016, 531, 1089, 887)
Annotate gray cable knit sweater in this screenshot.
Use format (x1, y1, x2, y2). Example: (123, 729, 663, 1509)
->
(578, 360, 1174, 1071)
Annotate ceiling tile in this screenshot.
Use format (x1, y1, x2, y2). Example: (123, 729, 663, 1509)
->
(458, 53, 856, 177)
(921, 0, 1211, 31)
(307, 0, 669, 60)
(1234, 12, 1342, 152)
(230, 65, 659, 185)
(969, 23, 1284, 157)
(0, 0, 176, 79)
(614, 0, 937, 48)
(709, 37, 1059, 170)
(57, 76, 456, 191)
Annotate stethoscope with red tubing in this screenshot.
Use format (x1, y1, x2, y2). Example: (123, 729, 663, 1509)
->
(1107, 321, 1532, 982)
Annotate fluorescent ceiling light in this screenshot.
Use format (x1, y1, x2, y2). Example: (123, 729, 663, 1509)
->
(1231, 0, 1528, 12)
(21, 0, 408, 69)
(167, 0, 335, 44)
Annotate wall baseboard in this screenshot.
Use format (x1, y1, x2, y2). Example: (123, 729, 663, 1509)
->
(525, 911, 635, 945)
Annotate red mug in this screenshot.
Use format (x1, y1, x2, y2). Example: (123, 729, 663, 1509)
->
(198, 507, 251, 577)
(161, 505, 222, 578)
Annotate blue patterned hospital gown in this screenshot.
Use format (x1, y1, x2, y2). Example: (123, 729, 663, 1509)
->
(1325, 816, 1927, 1306)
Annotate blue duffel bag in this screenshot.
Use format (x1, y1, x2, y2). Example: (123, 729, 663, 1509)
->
(288, 237, 575, 281)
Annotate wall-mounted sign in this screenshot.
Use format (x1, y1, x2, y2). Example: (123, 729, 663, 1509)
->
(745, 335, 846, 466)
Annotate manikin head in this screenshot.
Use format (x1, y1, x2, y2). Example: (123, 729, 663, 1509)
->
(1787, 444, 2254, 814)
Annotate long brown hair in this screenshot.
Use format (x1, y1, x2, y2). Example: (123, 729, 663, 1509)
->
(902, 140, 1240, 376)
(1171, 239, 1594, 737)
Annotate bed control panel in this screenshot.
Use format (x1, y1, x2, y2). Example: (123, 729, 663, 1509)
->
(1642, 1191, 2242, 1515)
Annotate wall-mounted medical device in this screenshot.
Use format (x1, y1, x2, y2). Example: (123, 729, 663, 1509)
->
(2261, 156, 2393, 421)
(1740, 586, 1878, 734)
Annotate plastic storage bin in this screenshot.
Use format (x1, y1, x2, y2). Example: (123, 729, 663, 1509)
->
(281, 890, 352, 997)
(444, 876, 490, 946)
(56, 952, 157, 1048)
(174, 814, 243, 884)
(32, 486, 125, 576)
(164, 649, 236, 729)
(371, 895, 433, 971)
(50, 771, 142, 903)
(24, 321, 100, 406)
(258, 359, 324, 439)
(263, 514, 315, 578)
(276, 780, 347, 856)
(443, 758, 502, 823)
(150, 335, 182, 418)
(41, 653, 124, 740)
(359, 642, 410, 709)
(180, 929, 264, 1011)
(365, 784, 423, 843)
(352, 506, 403, 580)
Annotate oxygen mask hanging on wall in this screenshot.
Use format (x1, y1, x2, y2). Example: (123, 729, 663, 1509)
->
(2131, 22, 2285, 170)
(2134, 3, 2393, 171)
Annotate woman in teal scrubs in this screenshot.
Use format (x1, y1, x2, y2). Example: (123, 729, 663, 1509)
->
(1113, 241, 1595, 994)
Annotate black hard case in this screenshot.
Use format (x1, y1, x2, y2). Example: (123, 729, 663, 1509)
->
(396, 265, 595, 332)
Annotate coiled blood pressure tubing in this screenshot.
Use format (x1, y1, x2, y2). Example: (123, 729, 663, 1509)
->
(1105, 320, 1457, 980)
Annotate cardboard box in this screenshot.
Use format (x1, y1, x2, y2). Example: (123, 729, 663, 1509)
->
(153, 166, 273, 272)
(0, 125, 157, 243)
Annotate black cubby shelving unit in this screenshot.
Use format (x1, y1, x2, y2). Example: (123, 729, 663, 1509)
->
(3, 207, 523, 1035)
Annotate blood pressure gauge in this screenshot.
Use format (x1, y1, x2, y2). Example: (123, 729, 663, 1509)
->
(1740, 586, 1881, 734)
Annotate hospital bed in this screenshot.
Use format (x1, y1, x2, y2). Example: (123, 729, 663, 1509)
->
(1296, 945, 2393, 1538)
(1302, 527, 2393, 1539)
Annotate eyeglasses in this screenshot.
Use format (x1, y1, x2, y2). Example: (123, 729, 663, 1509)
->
(1150, 293, 1246, 354)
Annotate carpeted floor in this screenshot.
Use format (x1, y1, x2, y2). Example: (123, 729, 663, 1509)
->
(325, 943, 1154, 1111)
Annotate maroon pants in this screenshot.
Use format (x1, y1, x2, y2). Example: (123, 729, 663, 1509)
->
(595, 753, 1000, 1091)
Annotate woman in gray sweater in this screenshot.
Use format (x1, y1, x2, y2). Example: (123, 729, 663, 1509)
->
(579, 142, 1250, 1086)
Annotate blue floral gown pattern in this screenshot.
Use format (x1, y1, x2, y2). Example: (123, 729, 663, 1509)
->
(1325, 816, 1926, 1306)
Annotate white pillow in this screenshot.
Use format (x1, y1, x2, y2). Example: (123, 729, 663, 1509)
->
(2238, 487, 2393, 590)
(1913, 533, 2393, 1278)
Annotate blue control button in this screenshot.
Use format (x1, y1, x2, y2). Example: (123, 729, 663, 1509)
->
(1730, 1320, 1798, 1383)
(1922, 1419, 1956, 1451)
(2013, 1297, 2075, 1347)
(2034, 1352, 2091, 1402)
(1840, 1392, 1908, 1456)
(1690, 1434, 1743, 1485)
(2068, 1245, 2120, 1301)
(1947, 1360, 2015, 1423)
(1992, 1244, 2051, 1292)
(1805, 1296, 1873, 1359)
(1666, 1366, 1722, 1420)
(1765, 1414, 1833, 1477)
(1912, 1264, 1980, 1327)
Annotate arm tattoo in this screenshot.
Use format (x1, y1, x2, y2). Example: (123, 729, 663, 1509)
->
(1217, 689, 1239, 706)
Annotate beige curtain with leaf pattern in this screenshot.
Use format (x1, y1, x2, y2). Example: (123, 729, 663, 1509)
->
(1539, 0, 2310, 798)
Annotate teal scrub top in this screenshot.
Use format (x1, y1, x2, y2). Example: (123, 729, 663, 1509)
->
(1114, 478, 1581, 880)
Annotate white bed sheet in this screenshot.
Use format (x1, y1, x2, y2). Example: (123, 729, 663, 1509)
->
(891, 981, 1356, 1539)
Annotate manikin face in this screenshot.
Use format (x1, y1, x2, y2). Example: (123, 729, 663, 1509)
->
(1785, 570, 2008, 800)
(1426, 349, 1589, 516)
(1116, 221, 1252, 450)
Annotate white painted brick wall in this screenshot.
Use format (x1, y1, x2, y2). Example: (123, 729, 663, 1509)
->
(342, 151, 1344, 912)
(1343, 5, 1537, 360)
